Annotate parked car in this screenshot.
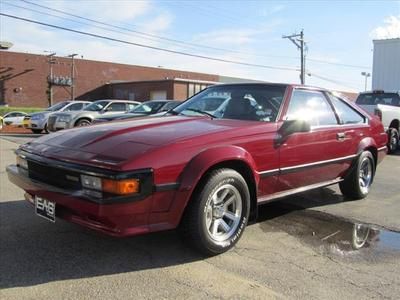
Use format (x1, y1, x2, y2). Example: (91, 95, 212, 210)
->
(25, 101, 91, 134)
(94, 100, 180, 123)
(7, 83, 387, 255)
(48, 99, 140, 131)
(355, 90, 400, 153)
(2, 111, 27, 126)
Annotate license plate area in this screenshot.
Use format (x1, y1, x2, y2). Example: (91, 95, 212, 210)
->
(35, 196, 56, 222)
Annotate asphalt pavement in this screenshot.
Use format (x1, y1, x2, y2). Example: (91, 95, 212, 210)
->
(1, 135, 399, 299)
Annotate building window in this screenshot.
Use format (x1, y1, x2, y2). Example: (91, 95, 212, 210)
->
(187, 83, 210, 98)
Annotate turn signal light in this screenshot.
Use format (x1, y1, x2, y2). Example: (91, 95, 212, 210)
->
(102, 178, 140, 195)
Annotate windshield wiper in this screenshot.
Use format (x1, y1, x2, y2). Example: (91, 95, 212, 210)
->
(182, 108, 217, 118)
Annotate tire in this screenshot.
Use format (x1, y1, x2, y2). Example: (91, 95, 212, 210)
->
(387, 128, 399, 154)
(76, 119, 91, 127)
(180, 168, 250, 255)
(31, 129, 42, 134)
(339, 151, 375, 200)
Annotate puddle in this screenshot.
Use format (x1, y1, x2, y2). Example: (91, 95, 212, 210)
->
(257, 203, 400, 260)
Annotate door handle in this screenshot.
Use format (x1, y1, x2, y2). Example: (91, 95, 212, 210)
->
(337, 132, 346, 141)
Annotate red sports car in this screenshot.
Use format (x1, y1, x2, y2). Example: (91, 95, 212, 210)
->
(7, 84, 387, 255)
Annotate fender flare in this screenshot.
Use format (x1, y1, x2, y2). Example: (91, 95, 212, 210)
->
(178, 145, 259, 193)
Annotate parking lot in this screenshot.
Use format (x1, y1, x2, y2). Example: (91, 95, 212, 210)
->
(1, 134, 399, 300)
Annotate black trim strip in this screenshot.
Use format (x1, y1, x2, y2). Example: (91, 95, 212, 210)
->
(154, 182, 180, 192)
(16, 149, 152, 180)
(258, 154, 358, 178)
(280, 154, 357, 175)
(7, 165, 153, 204)
(258, 169, 279, 178)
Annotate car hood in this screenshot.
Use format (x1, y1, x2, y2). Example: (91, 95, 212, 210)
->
(20, 116, 267, 168)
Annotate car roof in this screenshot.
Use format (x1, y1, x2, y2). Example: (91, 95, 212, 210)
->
(4, 111, 27, 115)
(208, 82, 329, 92)
(91, 99, 140, 103)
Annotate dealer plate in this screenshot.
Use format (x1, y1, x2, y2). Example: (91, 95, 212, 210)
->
(35, 196, 56, 223)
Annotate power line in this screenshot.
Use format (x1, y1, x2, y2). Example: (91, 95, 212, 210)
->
(0, 12, 300, 72)
(17, 0, 260, 56)
(16, 0, 371, 70)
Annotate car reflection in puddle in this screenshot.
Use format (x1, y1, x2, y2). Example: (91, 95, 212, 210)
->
(258, 204, 400, 261)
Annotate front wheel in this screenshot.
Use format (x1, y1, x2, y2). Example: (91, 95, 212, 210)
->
(387, 128, 399, 154)
(339, 151, 375, 200)
(76, 119, 91, 127)
(180, 168, 250, 255)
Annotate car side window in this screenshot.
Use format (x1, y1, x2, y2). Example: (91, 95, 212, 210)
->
(107, 103, 127, 112)
(127, 103, 137, 111)
(67, 103, 84, 111)
(328, 95, 365, 124)
(286, 90, 338, 127)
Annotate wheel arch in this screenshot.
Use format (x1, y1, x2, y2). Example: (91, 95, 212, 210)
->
(357, 137, 378, 170)
(74, 116, 92, 127)
(389, 119, 399, 131)
(178, 146, 260, 222)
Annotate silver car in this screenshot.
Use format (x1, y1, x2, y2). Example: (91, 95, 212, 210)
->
(48, 99, 140, 132)
(27, 101, 90, 134)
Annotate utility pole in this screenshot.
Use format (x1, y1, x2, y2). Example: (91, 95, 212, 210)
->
(283, 30, 306, 85)
(46, 52, 56, 106)
(68, 54, 78, 100)
(361, 72, 371, 91)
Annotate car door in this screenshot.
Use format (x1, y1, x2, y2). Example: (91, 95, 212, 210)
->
(277, 88, 353, 191)
(103, 102, 129, 115)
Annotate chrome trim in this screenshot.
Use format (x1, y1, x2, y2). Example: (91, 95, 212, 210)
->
(377, 146, 387, 152)
(280, 154, 357, 173)
(258, 178, 343, 204)
(257, 168, 279, 177)
(257, 154, 357, 177)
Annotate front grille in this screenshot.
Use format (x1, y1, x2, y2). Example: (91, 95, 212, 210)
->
(48, 115, 57, 131)
(28, 160, 82, 190)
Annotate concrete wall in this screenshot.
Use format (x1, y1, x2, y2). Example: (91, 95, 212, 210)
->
(372, 38, 400, 91)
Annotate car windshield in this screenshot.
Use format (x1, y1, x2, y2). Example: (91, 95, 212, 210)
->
(356, 93, 400, 106)
(129, 101, 165, 114)
(45, 101, 70, 112)
(84, 100, 110, 111)
(171, 85, 287, 122)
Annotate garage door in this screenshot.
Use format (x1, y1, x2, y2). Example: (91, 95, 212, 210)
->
(150, 90, 167, 100)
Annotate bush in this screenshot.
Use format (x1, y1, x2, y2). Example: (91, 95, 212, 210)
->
(0, 106, 43, 116)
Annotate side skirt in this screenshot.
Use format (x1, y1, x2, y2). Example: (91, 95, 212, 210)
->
(257, 178, 343, 205)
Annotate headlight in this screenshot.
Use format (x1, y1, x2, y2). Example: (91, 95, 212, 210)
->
(32, 114, 44, 120)
(58, 115, 71, 122)
(80, 175, 140, 195)
(16, 155, 28, 169)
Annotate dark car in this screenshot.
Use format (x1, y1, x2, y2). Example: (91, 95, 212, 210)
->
(94, 100, 180, 123)
(7, 83, 387, 255)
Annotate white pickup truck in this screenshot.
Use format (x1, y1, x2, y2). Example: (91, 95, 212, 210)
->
(356, 91, 400, 154)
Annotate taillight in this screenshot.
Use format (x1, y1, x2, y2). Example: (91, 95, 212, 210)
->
(374, 108, 382, 121)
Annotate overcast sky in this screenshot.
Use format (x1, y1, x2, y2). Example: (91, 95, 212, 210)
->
(1, 0, 400, 92)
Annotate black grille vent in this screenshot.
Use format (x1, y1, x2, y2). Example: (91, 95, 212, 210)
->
(28, 160, 81, 190)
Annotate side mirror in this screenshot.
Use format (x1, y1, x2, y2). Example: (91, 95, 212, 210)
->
(279, 119, 311, 137)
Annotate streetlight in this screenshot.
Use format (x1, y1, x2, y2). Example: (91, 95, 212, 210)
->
(361, 72, 371, 91)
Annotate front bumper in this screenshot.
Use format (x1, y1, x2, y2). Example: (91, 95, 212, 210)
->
(27, 119, 47, 130)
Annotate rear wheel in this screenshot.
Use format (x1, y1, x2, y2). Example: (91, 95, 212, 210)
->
(387, 128, 399, 154)
(180, 168, 250, 255)
(31, 129, 42, 134)
(339, 151, 375, 200)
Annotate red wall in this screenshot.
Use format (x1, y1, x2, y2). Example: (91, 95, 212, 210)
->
(0, 51, 218, 107)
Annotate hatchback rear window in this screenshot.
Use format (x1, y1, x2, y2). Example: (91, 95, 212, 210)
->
(356, 93, 400, 106)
